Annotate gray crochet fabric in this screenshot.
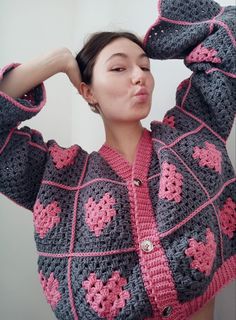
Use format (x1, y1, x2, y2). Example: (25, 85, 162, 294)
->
(0, 0, 236, 319)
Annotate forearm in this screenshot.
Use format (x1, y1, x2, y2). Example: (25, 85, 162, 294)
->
(0, 47, 70, 98)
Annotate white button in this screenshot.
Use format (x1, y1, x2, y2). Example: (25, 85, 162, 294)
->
(133, 178, 142, 186)
(140, 240, 154, 253)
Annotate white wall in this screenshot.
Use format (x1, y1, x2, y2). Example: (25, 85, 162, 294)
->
(0, 0, 235, 319)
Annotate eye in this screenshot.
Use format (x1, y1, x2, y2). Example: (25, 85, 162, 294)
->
(141, 66, 150, 71)
(110, 67, 126, 72)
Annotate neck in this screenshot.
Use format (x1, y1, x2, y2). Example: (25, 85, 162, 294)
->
(104, 121, 144, 164)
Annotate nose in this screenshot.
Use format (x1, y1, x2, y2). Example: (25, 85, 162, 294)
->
(131, 67, 146, 85)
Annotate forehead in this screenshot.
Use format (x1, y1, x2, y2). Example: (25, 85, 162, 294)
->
(95, 37, 147, 63)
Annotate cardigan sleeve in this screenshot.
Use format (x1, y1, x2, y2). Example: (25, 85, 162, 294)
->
(0, 63, 48, 211)
(143, 0, 236, 141)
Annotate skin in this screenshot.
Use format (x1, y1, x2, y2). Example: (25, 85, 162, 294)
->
(0, 48, 81, 98)
(79, 37, 155, 164)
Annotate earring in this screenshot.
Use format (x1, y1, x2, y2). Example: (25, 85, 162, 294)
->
(90, 105, 97, 112)
(90, 103, 100, 113)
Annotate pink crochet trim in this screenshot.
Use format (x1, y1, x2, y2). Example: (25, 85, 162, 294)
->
(82, 271, 130, 320)
(33, 199, 61, 238)
(186, 44, 221, 64)
(177, 78, 190, 91)
(192, 142, 222, 173)
(163, 115, 175, 128)
(219, 197, 236, 239)
(159, 161, 183, 203)
(185, 228, 217, 276)
(49, 143, 79, 169)
(39, 271, 61, 309)
(85, 193, 116, 236)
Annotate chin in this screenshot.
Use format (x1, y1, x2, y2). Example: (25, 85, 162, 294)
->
(137, 106, 151, 119)
(130, 112, 150, 122)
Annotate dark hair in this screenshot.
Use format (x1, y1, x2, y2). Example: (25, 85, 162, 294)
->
(76, 31, 144, 85)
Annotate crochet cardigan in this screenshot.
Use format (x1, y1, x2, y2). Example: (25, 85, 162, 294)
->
(0, 0, 235, 319)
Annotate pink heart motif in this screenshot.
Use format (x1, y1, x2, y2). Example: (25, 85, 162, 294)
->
(186, 44, 221, 64)
(185, 228, 217, 276)
(163, 115, 175, 128)
(49, 143, 79, 169)
(84, 193, 116, 236)
(192, 141, 222, 173)
(39, 271, 61, 310)
(159, 161, 183, 203)
(82, 271, 130, 320)
(33, 199, 61, 238)
(219, 197, 236, 239)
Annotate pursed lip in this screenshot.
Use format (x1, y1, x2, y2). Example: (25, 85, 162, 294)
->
(134, 88, 149, 96)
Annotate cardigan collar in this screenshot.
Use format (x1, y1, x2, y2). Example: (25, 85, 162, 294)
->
(98, 128, 153, 181)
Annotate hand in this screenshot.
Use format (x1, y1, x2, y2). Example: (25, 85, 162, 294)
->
(59, 47, 82, 93)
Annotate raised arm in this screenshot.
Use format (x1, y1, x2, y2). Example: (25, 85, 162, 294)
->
(0, 47, 81, 98)
(143, 0, 236, 142)
(0, 48, 81, 210)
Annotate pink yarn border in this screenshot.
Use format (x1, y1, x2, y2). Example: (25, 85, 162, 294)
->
(0, 63, 47, 112)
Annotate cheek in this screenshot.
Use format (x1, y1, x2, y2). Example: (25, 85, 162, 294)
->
(93, 79, 128, 105)
(149, 75, 155, 92)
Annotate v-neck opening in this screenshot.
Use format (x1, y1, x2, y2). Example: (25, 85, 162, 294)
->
(98, 128, 152, 181)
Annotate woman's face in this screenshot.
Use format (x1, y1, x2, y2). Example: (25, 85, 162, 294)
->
(88, 37, 155, 123)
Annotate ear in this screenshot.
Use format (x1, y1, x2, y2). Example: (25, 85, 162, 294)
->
(79, 82, 97, 105)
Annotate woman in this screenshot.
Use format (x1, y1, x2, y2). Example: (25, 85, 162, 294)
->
(0, 0, 235, 319)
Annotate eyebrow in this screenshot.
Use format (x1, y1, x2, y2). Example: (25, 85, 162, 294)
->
(105, 52, 148, 63)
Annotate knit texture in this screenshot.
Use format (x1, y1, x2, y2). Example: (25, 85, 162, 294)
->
(0, 1, 236, 319)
